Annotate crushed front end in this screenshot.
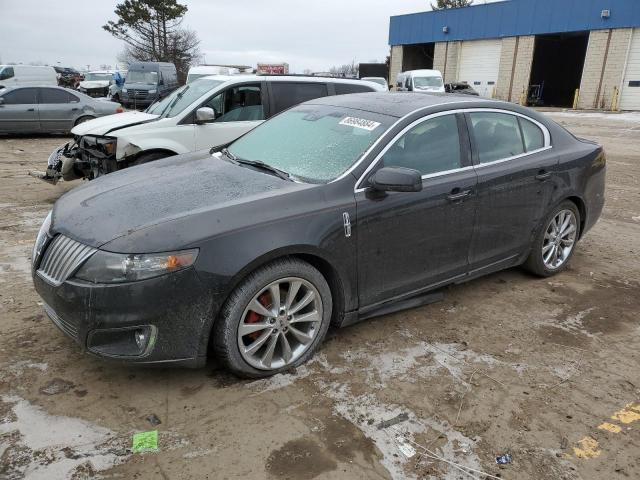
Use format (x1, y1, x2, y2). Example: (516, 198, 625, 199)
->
(30, 135, 120, 183)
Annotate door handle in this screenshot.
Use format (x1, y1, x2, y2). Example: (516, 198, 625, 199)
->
(71, 108, 79, 111)
(27, 108, 35, 112)
(535, 170, 551, 181)
(447, 189, 472, 202)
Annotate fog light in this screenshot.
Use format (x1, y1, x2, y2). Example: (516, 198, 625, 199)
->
(134, 329, 147, 349)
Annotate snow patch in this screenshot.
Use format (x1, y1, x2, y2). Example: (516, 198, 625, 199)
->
(0, 395, 127, 480)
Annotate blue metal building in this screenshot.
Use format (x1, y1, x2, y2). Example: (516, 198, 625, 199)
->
(388, 0, 640, 110)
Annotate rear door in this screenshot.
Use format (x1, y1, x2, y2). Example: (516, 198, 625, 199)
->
(193, 82, 267, 150)
(466, 110, 556, 270)
(0, 88, 39, 133)
(37, 88, 81, 132)
(267, 81, 329, 118)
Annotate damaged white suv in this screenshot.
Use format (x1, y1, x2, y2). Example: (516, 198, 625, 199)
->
(35, 75, 384, 183)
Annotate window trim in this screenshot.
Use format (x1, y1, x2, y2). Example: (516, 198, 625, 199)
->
(353, 107, 551, 192)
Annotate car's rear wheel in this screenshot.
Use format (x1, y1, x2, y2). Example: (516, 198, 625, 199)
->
(525, 200, 580, 277)
(213, 258, 332, 378)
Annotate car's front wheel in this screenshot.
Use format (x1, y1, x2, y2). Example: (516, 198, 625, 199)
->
(213, 258, 332, 378)
(525, 200, 581, 277)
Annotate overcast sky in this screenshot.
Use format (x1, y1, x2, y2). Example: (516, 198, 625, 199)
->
(0, 0, 440, 72)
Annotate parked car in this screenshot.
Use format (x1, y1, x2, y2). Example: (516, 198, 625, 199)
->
(186, 65, 239, 83)
(78, 71, 124, 98)
(0, 86, 122, 135)
(31, 93, 605, 377)
(445, 82, 480, 96)
(396, 69, 445, 93)
(38, 75, 384, 183)
(360, 77, 389, 91)
(0, 65, 57, 88)
(121, 62, 179, 108)
(54, 67, 82, 89)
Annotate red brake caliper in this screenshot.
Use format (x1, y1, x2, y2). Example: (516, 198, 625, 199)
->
(245, 292, 272, 341)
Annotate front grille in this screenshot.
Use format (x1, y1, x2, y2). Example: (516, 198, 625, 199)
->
(128, 89, 148, 99)
(86, 88, 107, 98)
(36, 235, 96, 286)
(43, 302, 79, 341)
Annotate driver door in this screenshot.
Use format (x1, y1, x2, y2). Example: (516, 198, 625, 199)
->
(355, 113, 477, 307)
(193, 82, 267, 150)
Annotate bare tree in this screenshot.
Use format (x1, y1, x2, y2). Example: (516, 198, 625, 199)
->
(431, 0, 473, 9)
(103, 0, 201, 83)
(328, 60, 359, 78)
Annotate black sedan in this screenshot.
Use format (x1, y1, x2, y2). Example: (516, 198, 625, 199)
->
(31, 93, 606, 377)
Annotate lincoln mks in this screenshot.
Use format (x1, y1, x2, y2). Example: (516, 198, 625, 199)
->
(32, 93, 605, 377)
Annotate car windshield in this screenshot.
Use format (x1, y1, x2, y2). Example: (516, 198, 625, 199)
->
(187, 73, 212, 83)
(146, 78, 224, 117)
(85, 73, 113, 81)
(127, 70, 159, 85)
(414, 76, 443, 88)
(227, 105, 394, 183)
(363, 78, 386, 87)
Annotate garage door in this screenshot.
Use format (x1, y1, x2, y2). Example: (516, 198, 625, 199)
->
(620, 29, 640, 111)
(457, 39, 502, 98)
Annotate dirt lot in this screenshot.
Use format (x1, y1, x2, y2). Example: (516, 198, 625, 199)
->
(0, 111, 639, 480)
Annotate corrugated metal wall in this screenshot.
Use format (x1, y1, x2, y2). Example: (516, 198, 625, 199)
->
(389, 0, 640, 45)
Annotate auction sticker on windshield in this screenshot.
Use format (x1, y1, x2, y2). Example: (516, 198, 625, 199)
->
(339, 117, 381, 131)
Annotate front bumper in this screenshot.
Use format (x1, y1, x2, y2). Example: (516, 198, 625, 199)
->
(121, 94, 157, 107)
(33, 268, 219, 367)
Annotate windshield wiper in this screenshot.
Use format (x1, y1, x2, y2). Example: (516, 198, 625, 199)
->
(221, 147, 237, 162)
(236, 158, 293, 182)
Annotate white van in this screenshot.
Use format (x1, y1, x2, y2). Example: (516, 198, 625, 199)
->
(0, 65, 57, 88)
(396, 69, 445, 93)
(43, 75, 385, 181)
(187, 65, 240, 83)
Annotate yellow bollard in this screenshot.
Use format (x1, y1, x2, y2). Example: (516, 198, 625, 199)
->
(611, 86, 619, 111)
(572, 89, 580, 110)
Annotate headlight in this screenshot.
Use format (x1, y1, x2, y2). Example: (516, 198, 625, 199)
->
(82, 136, 117, 156)
(32, 210, 52, 267)
(74, 249, 198, 283)
(122, 88, 128, 93)
(148, 89, 157, 94)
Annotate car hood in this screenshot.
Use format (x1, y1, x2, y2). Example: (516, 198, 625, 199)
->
(79, 80, 110, 89)
(51, 151, 312, 251)
(71, 111, 158, 136)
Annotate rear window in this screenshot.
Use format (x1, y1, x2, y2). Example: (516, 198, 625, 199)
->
(518, 117, 545, 151)
(334, 83, 375, 95)
(469, 112, 525, 163)
(39, 88, 78, 104)
(270, 82, 328, 114)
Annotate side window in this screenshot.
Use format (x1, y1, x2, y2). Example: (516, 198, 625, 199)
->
(0, 67, 14, 80)
(270, 82, 328, 114)
(518, 117, 545, 151)
(469, 112, 525, 164)
(334, 83, 374, 95)
(2, 88, 37, 104)
(382, 114, 461, 175)
(40, 88, 74, 104)
(202, 84, 264, 123)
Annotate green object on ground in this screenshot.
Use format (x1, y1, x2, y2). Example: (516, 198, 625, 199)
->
(132, 430, 158, 453)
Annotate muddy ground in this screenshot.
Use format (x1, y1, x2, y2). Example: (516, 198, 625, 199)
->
(0, 111, 639, 480)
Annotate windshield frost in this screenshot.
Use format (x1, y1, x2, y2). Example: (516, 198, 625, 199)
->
(228, 105, 393, 183)
(146, 79, 224, 117)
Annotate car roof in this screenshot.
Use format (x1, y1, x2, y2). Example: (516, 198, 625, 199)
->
(305, 92, 496, 118)
(199, 74, 383, 87)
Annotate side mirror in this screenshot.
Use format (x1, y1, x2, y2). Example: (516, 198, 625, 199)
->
(369, 166, 422, 193)
(407, 85, 413, 92)
(195, 107, 216, 123)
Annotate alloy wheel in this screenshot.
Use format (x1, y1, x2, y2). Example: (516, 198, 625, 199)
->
(237, 277, 323, 370)
(542, 209, 577, 270)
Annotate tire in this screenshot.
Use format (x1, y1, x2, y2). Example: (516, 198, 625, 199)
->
(128, 151, 172, 167)
(74, 116, 95, 126)
(213, 258, 333, 378)
(524, 200, 581, 277)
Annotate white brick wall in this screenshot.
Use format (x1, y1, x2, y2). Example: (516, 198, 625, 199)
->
(389, 45, 404, 90)
(495, 36, 535, 103)
(578, 29, 633, 109)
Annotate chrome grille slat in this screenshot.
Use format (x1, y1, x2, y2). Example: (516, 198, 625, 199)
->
(37, 235, 97, 286)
